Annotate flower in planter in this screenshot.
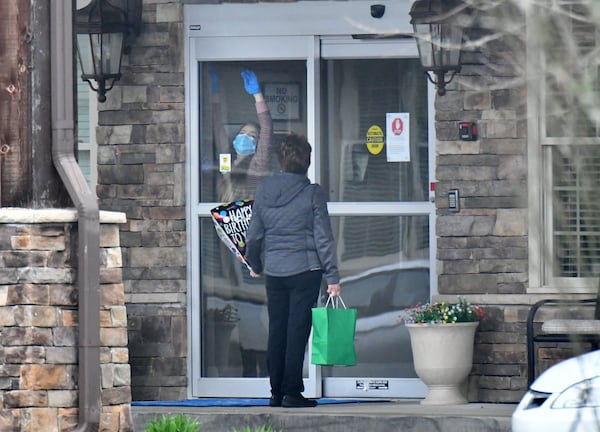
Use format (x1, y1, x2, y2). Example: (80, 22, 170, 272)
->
(399, 297, 486, 324)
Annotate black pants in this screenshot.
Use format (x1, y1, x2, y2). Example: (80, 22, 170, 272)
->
(266, 270, 322, 397)
(241, 349, 268, 377)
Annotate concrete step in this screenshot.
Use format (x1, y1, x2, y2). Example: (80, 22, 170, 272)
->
(132, 401, 516, 432)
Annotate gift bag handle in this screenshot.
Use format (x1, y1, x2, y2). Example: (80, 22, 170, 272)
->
(325, 294, 347, 309)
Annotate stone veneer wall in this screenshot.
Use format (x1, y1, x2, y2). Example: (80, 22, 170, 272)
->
(434, 3, 572, 403)
(0, 209, 132, 431)
(434, 62, 531, 401)
(96, 1, 187, 401)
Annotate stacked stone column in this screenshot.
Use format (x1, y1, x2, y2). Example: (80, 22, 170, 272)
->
(0, 209, 132, 432)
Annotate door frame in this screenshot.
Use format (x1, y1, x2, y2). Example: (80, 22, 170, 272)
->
(185, 34, 317, 398)
(319, 37, 435, 399)
(184, 0, 436, 399)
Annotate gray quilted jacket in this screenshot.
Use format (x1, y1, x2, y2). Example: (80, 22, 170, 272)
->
(245, 172, 340, 284)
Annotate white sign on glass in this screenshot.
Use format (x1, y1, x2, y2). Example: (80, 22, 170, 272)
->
(386, 113, 410, 162)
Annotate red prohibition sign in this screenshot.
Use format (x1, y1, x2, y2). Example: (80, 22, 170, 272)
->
(392, 118, 403, 135)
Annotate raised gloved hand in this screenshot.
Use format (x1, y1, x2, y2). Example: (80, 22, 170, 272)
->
(209, 66, 219, 94)
(241, 69, 260, 95)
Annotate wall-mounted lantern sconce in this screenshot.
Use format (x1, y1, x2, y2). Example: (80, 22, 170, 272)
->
(75, 0, 142, 102)
(409, 0, 465, 96)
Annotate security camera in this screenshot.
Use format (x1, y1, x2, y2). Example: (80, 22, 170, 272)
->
(371, 4, 385, 18)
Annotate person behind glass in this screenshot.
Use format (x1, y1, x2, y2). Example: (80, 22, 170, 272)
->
(211, 67, 273, 377)
(245, 133, 342, 408)
(211, 68, 273, 202)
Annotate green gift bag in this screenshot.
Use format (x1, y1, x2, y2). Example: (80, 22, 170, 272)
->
(311, 295, 357, 366)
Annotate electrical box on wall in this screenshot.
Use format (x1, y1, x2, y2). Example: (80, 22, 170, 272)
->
(459, 122, 477, 141)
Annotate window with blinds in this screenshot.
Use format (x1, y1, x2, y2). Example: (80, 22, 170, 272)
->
(540, 1, 600, 278)
(77, 72, 92, 182)
(76, 56, 97, 188)
(552, 146, 600, 277)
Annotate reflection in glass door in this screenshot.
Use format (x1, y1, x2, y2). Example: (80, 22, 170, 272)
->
(197, 60, 308, 392)
(320, 57, 432, 398)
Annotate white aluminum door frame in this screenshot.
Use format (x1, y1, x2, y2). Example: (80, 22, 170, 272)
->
(318, 36, 435, 399)
(185, 31, 319, 397)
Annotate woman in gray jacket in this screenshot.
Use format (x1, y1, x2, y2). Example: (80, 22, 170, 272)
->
(245, 133, 341, 408)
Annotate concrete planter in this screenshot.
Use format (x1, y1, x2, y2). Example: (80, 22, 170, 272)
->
(406, 322, 479, 405)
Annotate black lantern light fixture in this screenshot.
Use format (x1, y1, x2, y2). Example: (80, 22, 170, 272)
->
(409, 0, 465, 96)
(75, 0, 142, 102)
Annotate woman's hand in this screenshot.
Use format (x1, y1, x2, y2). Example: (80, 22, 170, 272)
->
(250, 270, 262, 278)
(327, 283, 341, 297)
(241, 69, 261, 95)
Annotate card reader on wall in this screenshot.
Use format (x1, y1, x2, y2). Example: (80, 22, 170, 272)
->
(459, 122, 477, 141)
(448, 189, 460, 212)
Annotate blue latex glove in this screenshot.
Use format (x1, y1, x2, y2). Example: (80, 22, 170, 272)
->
(209, 66, 219, 94)
(241, 70, 260, 95)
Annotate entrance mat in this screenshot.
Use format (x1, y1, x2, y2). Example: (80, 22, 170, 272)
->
(132, 398, 390, 408)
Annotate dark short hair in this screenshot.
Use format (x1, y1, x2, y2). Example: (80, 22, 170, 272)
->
(278, 133, 312, 174)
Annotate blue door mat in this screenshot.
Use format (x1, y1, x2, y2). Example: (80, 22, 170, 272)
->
(132, 398, 390, 407)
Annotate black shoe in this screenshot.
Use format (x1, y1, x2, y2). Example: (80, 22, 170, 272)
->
(282, 394, 317, 408)
(269, 394, 283, 407)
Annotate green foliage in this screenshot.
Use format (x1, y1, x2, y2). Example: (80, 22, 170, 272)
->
(144, 414, 279, 432)
(145, 414, 202, 432)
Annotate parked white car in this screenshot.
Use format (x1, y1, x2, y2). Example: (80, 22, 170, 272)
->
(512, 349, 600, 432)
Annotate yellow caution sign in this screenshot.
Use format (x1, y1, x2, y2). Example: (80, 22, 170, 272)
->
(366, 125, 384, 155)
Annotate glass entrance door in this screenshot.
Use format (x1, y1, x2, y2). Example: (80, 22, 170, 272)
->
(318, 40, 434, 398)
(197, 59, 309, 396)
(186, 1, 434, 400)
(187, 33, 318, 397)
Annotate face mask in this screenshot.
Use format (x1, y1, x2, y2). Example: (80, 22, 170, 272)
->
(233, 133, 256, 156)
(232, 134, 257, 156)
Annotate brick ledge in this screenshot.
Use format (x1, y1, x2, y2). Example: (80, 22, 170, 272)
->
(434, 293, 597, 306)
(0, 207, 126, 224)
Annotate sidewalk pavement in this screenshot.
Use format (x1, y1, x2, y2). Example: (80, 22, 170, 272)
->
(132, 400, 516, 432)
